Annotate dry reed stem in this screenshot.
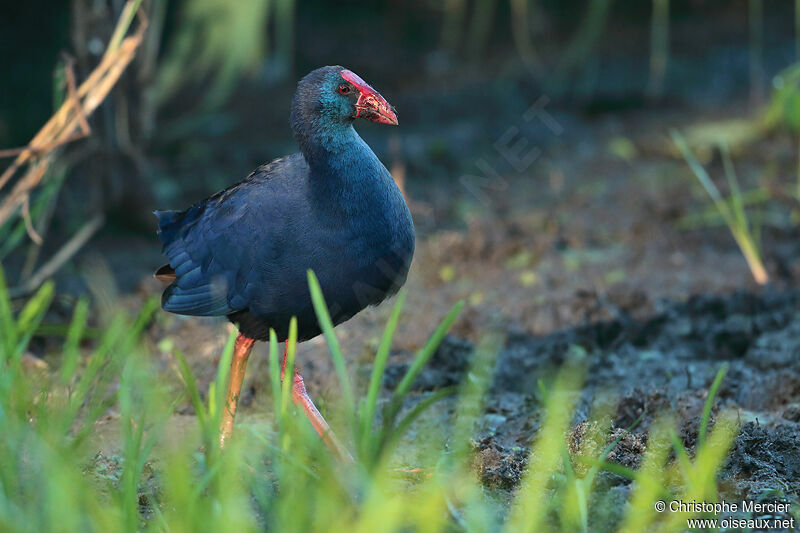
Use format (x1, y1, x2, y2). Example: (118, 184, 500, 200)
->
(0, 2, 147, 238)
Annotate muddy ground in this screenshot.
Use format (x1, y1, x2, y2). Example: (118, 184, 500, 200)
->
(401, 289, 800, 524)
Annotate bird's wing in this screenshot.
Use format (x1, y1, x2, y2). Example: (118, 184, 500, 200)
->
(156, 201, 244, 316)
(154, 177, 260, 316)
(155, 154, 308, 317)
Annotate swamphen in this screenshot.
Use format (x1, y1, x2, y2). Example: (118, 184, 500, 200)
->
(154, 66, 414, 460)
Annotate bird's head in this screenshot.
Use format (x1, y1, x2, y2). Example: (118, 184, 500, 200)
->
(292, 66, 398, 129)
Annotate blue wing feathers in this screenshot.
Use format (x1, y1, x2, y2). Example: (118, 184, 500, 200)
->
(155, 192, 244, 316)
(155, 155, 309, 318)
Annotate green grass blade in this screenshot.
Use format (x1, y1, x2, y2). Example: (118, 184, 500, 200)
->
(174, 348, 209, 432)
(14, 281, 55, 359)
(307, 270, 355, 422)
(60, 298, 89, 384)
(15, 281, 54, 334)
(281, 318, 298, 418)
(669, 428, 693, 477)
(0, 267, 18, 357)
(360, 290, 407, 449)
(647, 0, 670, 99)
(619, 418, 674, 532)
(67, 314, 126, 414)
(572, 455, 639, 481)
(796, 135, 800, 200)
(699, 362, 729, 447)
(215, 329, 238, 392)
(583, 411, 645, 485)
(211, 329, 238, 421)
(127, 296, 160, 340)
(660, 412, 739, 531)
(507, 366, 585, 532)
(720, 142, 748, 230)
(69, 315, 134, 447)
(118, 360, 146, 530)
(389, 300, 464, 411)
(671, 130, 734, 225)
(268, 329, 282, 422)
(446, 332, 503, 466)
(247, 426, 319, 479)
(382, 386, 457, 459)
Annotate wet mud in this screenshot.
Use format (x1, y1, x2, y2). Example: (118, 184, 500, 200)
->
(396, 288, 800, 503)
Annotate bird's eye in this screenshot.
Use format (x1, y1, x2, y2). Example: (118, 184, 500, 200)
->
(337, 84, 351, 95)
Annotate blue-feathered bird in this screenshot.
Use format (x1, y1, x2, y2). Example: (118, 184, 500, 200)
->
(154, 66, 414, 458)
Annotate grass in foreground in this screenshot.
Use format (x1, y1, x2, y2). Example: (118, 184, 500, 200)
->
(0, 267, 739, 532)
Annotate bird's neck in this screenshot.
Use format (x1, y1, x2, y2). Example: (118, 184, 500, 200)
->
(295, 120, 382, 189)
(296, 119, 364, 162)
(294, 119, 398, 225)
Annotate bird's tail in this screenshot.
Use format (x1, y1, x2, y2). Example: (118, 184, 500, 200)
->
(154, 264, 177, 283)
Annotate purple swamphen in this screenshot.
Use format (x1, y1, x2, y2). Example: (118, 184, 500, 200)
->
(154, 66, 414, 460)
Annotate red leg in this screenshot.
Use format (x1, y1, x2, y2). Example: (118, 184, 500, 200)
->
(219, 334, 256, 449)
(282, 342, 353, 462)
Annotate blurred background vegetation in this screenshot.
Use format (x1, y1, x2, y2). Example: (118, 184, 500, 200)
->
(4, 1, 799, 272)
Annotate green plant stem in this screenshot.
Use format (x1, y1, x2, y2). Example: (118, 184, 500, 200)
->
(307, 270, 356, 425)
(510, 0, 539, 72)
(671, 130, 768, 285)
(467, 0, 497, 59)
(796, 0, 800, 61)
(442, 0, 467, 51)
(107, 0, 144, 54)
(553, 0, 613, 88)
(796, 135, 800, 200)
(360, 290, 407, 453)
(699, 363, 729, 447)
(647, 0, 670, 100)
(749, 0, 764, 106)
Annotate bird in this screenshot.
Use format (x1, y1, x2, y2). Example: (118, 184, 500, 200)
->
(154, 66, 414, 461)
